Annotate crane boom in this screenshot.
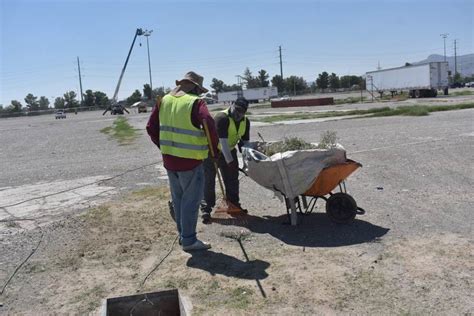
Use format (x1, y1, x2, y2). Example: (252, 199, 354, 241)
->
(111, 28, 143, 104)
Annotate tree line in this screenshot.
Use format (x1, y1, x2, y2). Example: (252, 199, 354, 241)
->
(0, 68, 372, 114)
(0, 84, 169, 114)
(210, 67, 366, 95)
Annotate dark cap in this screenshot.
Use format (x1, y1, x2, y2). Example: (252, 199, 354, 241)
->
(234, 97, 249, 110)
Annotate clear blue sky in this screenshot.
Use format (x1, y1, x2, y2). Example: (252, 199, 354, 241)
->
(1, 0, 472, 106)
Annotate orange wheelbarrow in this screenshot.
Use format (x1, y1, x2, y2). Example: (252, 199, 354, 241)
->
(283, 159, 365, 225)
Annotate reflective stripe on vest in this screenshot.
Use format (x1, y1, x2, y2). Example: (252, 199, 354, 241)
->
(218, 108, 247, 149)
(159, 94, 208, 160)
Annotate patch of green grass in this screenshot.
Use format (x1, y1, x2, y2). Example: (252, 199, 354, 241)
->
(131, 186, 168, 199)
(24, 261, 48, 274)
(250, 102, 271, 109)
(163, 277, 191, 290)
(194, 279, 220, 301)
(255, 103, 474, 123)
(450, 90, 474, 96)
(194, 281, 254, 310)
(100, 116, 140, 145)
(80, 205, 111, 226)
(228, 286, 254, 309)
(372, 105, 430, 116)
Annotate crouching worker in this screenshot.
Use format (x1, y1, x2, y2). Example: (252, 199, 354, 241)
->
(201, 97, 251, 224)
(146, 71, 218, 251)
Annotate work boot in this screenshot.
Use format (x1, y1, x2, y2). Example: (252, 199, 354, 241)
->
(201, 212, 211, 224)
(182, 240, 211, 251)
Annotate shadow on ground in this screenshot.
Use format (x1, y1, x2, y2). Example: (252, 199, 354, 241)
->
(186, 250, 270, 280)
(211, 212, 389, 248)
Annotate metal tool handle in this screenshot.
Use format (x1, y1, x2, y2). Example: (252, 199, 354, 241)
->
(203, 120, 226, 200)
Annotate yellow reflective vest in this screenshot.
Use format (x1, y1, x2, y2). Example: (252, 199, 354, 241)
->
(159, 94, 208, 160)
(218, 108, 247, 149)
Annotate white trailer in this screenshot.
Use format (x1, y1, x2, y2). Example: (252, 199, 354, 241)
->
(366, 62, 449, 98)
(217, 87, 278, 103)
(217, 91, 241, 103)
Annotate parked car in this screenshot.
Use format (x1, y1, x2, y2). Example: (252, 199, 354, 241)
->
(137, 104, 147, 113)
(55, 110, 66, 119)
(465, 82, 474, 88)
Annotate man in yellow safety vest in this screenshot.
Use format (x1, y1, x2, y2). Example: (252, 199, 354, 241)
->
(147, 71, 218, 251)
(201, 97, 251, 223)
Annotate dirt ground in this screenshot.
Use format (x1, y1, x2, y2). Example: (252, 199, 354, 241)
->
(0, 185, 472, 315)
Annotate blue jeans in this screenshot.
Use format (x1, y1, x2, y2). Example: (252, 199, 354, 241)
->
(167, 164, 204, 247)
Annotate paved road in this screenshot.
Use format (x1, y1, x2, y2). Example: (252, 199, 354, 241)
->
(1, 106, 473, 240)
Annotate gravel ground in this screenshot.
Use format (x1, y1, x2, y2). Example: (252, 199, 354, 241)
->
(1, 99, 473, 235)
(0, 100, 473, 314)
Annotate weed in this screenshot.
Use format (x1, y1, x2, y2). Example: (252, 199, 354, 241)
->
(262, 137, 316, 156)
(100, 117, 140, 145)
(317, 131, 338, 149)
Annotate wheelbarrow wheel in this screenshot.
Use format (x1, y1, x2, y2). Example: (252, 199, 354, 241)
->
(326, 192, 357, 224)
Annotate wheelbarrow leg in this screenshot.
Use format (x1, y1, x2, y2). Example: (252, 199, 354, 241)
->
(301, 196, 308, 209)
(284, 196, 299, 225)
(288, 198, 298, 226)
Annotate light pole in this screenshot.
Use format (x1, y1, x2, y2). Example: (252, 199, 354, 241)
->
(440, 33, 448, 62)
(235, 75, 244, 98)
(143, 29, 153, 92)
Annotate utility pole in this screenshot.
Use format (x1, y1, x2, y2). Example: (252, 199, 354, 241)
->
(440, 33, 448, 62)
(77, 57, 84, 104)
(279, 45, 283, 79)
(143, 29, 153, 92)
(454, 39, 458, 75)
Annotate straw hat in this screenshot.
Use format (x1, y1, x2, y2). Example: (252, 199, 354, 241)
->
(175, 71, 209, 94)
